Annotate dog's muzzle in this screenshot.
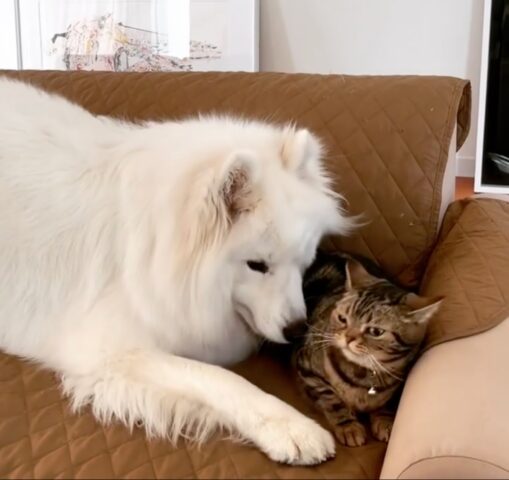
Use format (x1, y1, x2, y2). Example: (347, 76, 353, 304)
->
(282, 320, 308, 342)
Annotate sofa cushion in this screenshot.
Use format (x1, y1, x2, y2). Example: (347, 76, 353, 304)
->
(421, 197, 509, 349)
(0, 70, 470, 286)
(0, 348, 387, 479)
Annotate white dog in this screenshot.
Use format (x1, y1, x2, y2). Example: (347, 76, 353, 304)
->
(0, 79, 350, 465)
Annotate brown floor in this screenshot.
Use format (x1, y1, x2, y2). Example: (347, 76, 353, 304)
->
(455, 177, 474, 200)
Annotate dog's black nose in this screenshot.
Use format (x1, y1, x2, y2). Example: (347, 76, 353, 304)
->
(283, 320, 308, 342)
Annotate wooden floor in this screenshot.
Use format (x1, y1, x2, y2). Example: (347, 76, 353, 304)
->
(456, 177, 474, 200)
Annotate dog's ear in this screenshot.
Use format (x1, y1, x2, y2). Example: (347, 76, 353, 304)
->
(219, 150, 259, 221)
(281, 127, 323, 179)
(175, 150, 259, 272)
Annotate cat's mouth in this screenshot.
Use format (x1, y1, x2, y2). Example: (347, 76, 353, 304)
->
(332, 335, 374, 367)
(340, 344, 374, 369)
(335, 336, 365, 355)
(342, 345, 364, 358)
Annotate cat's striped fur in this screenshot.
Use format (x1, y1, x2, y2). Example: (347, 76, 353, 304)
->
(294, 251, 442, 446)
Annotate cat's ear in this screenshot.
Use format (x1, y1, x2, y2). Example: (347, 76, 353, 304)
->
(404, 294, 443, 324)
(345, 258, 380, 289)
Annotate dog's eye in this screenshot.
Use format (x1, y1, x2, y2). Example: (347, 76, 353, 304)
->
(247, 260, 269, 274)
(366, 327, 385, 337)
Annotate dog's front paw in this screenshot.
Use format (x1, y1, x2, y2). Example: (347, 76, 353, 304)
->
(248, 406, 336, 465)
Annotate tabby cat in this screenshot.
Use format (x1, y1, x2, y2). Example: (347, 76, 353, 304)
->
(294, 251, 442, 447)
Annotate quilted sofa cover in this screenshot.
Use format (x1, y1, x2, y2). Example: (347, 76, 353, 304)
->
(0, 70, 473, 479)
(421, 197, 509, 349)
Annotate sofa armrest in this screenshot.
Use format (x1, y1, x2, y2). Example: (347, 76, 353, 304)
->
(438, 125, 457, 227)
(380, 318, 509, 479)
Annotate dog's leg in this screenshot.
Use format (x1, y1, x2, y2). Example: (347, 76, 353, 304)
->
(62, 349, 335, 465)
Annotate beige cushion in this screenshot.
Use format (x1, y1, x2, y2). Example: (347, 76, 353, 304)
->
(381, 317, 509, 479)
(398, 457, 509, 479)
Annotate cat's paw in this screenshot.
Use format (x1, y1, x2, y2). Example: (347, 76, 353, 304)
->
(370, 415, 393, 443)
(333, 421, 367, 447)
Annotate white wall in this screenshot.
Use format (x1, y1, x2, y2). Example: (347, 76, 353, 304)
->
(0, 1, 18, 69)
(260, 0, 485, 176)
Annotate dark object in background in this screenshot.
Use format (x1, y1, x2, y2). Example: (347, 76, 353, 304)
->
(483, 0, 509, 183)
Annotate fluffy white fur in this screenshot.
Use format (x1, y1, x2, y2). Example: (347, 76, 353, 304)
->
(0, 79, 350, 465)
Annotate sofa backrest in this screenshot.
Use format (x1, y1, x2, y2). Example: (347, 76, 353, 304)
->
(1, 70, 470, 286)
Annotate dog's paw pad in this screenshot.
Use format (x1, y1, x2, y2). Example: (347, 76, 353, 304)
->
(252, 414, 336, 465)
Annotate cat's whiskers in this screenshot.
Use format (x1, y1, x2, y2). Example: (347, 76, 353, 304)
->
(309, 333, 335, 342)
(309, 338, 333, 346)
(368, 354, 403, 382)
(308, 329, 336, 341)
(366, 355, 388, 388)
(307, 323, 330, 335)
(309, 339, 333, 349)
(308, 337, 336, 354)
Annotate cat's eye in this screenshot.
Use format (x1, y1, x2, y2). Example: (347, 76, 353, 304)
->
(337, 314, 347, 324)
(366, 327, 385, 337)
(247, 260, 269, 274)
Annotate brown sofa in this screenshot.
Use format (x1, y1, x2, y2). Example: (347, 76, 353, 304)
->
(1, 70, 508, 479)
